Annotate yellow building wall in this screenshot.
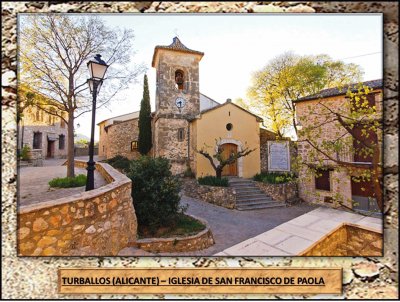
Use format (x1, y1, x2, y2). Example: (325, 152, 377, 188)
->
(194, 103, 261, 178)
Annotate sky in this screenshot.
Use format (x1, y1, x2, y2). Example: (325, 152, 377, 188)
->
(28, 14, 384, 140)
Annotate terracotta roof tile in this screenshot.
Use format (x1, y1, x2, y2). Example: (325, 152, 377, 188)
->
(152, 37, 204, 67)
(294, 79, 383, 103)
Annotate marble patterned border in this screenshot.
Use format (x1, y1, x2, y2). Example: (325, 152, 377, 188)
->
(1, 1, 398, 299)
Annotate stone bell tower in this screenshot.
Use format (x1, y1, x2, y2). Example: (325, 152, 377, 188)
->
(152, 37, 204, 174)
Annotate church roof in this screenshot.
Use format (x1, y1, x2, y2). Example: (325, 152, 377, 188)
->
(196, 100, 263, 123)
(152, 37, 204, 67)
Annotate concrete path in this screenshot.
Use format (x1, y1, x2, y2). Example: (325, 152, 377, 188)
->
(19, 158, 107, 207)
(216, 207, 383, 256)
(120, 196, 317, 256)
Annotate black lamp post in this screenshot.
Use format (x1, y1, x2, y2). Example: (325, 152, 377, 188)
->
(85, 54, 108, 191)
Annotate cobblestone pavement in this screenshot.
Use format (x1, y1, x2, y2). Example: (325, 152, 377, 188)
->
(19, 158, 107, 207)
(120, 196, 318, 256)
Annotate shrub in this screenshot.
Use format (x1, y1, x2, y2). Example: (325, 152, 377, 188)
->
(49, 174, 87, 188)
(183, 166, 195, 178)
(126, 156, 183, 230)
(253, 172, 296, 184)
(105, 155, 131, 172)
(20, 145, 31, 161)
(198, 176, 229, 187)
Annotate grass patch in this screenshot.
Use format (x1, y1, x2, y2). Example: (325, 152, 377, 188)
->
(49, 174, 87, 188)
(198, 176, 229, 187)
(253, 172, 296, 184)
(138, 213, 206, 239)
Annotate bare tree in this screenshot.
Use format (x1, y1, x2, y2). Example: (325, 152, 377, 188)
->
(19, 14, 145, 177)
(196, 139, 255, 179)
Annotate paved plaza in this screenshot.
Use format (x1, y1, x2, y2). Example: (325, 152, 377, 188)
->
(19, 157, 107, 207)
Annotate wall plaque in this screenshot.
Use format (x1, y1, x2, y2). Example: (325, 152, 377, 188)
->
(268, 141, 290, 172)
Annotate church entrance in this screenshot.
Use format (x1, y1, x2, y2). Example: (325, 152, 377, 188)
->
(221, 143, 238, 176)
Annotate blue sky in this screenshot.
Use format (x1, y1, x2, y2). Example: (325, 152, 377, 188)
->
(70, 14, 382, 140)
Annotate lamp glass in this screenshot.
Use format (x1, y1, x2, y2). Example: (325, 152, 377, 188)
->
(87, 61, 108, 81)
(87, 79, 103, 94)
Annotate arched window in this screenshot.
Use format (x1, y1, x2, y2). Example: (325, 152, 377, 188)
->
(175, 70, 184, 90)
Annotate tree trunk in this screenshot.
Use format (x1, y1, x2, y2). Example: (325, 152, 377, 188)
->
(216, 168, 222, 179)
(67, 111, 75, 178)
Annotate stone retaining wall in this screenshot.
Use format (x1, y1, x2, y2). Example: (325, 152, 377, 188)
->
(254, 181, 297, 202)
(182, 179, 236, 209)
(130, 215, 214, 253)
(18, 160, 137, 256)
(300, 223, 382, 256)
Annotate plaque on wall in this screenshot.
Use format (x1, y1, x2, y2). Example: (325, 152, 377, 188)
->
(267, 141, 290, 172)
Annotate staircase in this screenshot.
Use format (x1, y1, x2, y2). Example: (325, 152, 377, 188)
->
(229, 177, 285, 211)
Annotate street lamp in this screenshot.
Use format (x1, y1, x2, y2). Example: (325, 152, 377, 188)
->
(85, 54, 108, 191)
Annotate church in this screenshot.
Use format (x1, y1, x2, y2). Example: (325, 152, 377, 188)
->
(98, 37, 276, 178)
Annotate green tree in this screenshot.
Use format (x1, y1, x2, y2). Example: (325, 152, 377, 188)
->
(247, 52, 363, 137)
(138, 74, 152, 155)
(20, 14, 145, 177)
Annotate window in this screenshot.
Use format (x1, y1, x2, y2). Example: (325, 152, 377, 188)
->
(60, 118, 65, 128)
(131, 141, 138, 151)
(33, 132, 42, 149)
(351, 93, 376, 112)
(315, 168, 331, 191)
(350, 123, 378, 163)
(226, 123, 233, 131)
(59, 134, 65, 150)
(35, 110, 40, 122)
(177, 128, 185, 142)
(175, 70, 184, 90)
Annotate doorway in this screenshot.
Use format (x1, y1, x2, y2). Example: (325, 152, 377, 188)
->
(47, 140, 55, 158)
(221, 143, 238, 176)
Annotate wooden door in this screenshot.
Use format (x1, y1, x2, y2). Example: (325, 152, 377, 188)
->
(47, 141, 55, 158)
(221, 143, 238, 176)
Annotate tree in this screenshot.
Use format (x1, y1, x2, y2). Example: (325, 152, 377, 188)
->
(297, 84, 383, 211)
(196, 139, 255, 179)
(19, 14, 145, 177)
(247, 52, 363, 138)
(138, 74, 152, 155)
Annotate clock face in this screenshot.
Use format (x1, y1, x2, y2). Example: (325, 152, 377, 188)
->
(175, 97, 186, 109)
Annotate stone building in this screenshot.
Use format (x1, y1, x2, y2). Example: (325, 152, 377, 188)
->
(294, 79, 383, 212)
(99, 37, 283, 177)
(18, 88, 68, 160)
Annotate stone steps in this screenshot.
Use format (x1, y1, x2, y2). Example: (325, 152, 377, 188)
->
(236, 201, 285, 211)
(236, 195, 274, 202)
(229, 178, 284, 211)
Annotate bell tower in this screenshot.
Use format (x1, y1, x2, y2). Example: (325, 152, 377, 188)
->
(152, 37, 204, 174)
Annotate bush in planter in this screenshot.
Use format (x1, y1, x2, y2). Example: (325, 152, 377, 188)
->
(126, 156, 183, 230)
(20, 145, 31, 161)
(253, 172, 296, 184)
(198, 176, 229, 187)
(105, 155, 131, 172)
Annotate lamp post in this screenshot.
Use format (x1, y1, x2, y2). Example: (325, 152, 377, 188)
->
(85, 54, 108, 191)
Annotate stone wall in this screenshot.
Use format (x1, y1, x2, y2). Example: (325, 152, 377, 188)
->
(300, 223, 382, 256)
(182, 179, 236, 209)
(74, 147, 98, 157)
(131, 215, 214, 253)
(106, 118, 141, 160)
(254, 181, 297, 202)
(17, 160, 137, 256)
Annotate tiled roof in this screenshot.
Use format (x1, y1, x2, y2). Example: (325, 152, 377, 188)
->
(196, 100, 263, 122)
(294, 79, 383, 103)
(152, 37, 204, 67)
